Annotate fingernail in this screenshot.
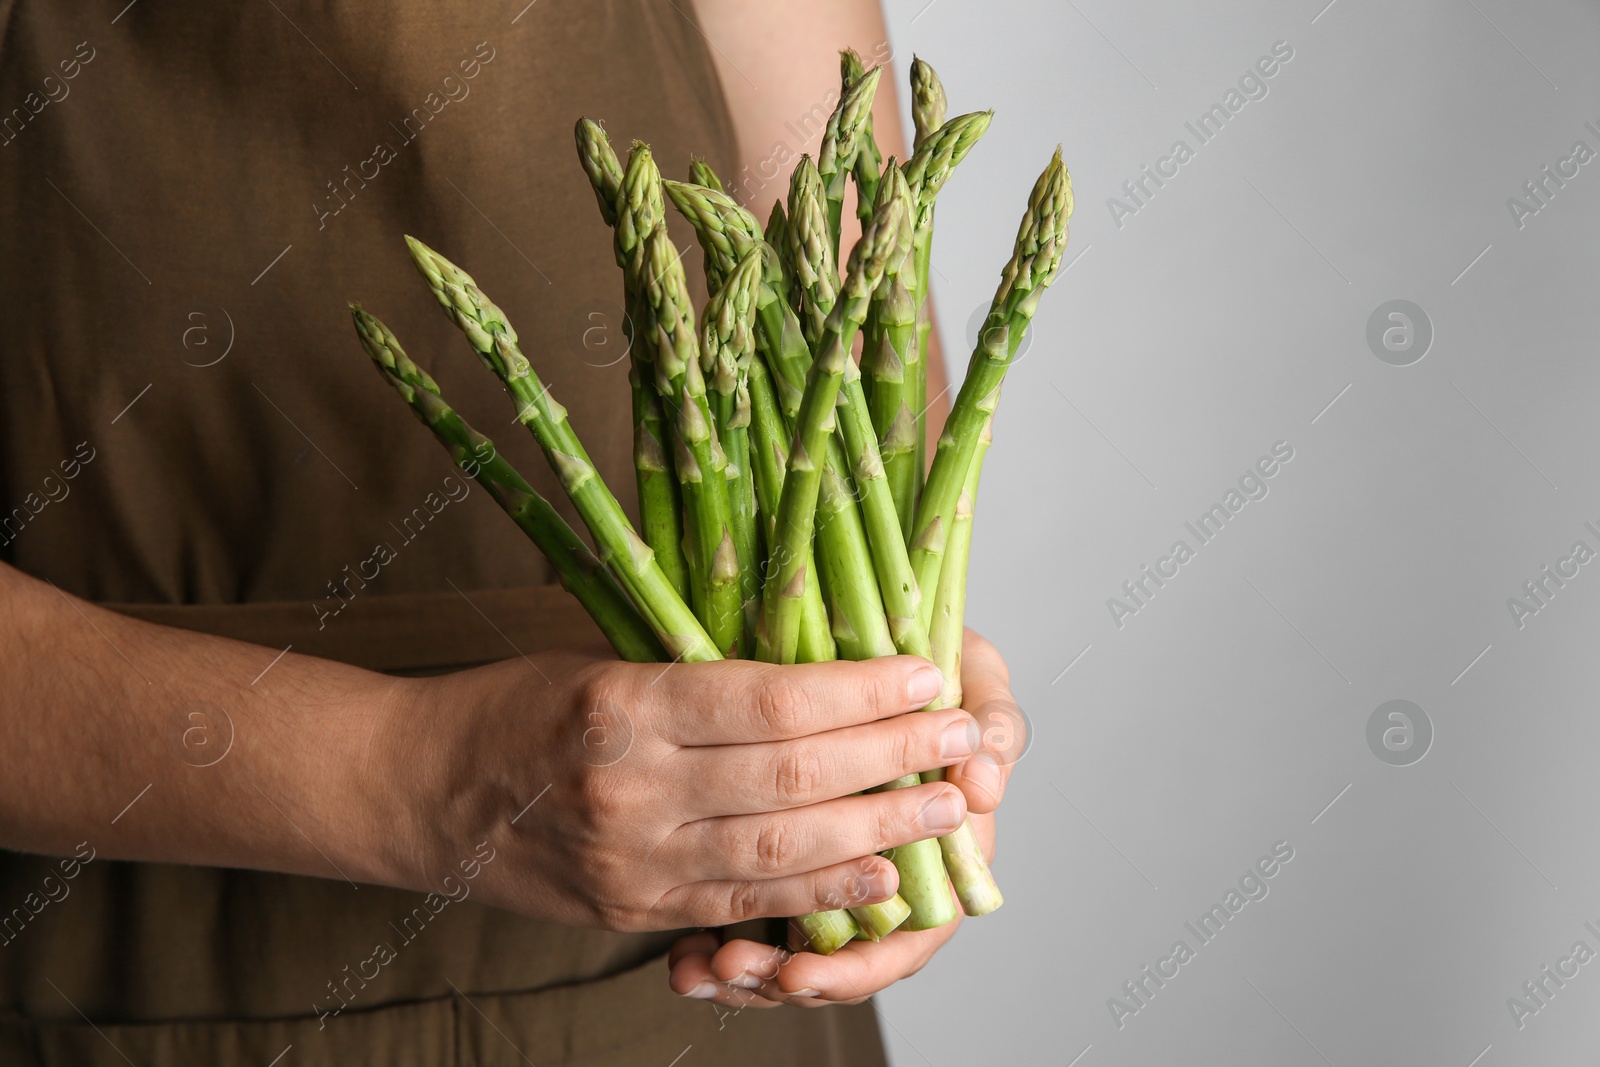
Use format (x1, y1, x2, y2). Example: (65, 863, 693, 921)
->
(908, 666, 943, 705)
(920, 790, 964, 833)
(845, 861, 897, 905)
(940, 715, 979, 759)
(965, 751, 1002, 803)
(684, 982, 718, 999)
(731, 972, 763, 990)
(789, 988, 822, 998)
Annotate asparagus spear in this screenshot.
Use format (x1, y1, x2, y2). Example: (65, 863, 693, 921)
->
(781, 157, 899, 663)
(908, 148, 1071, 635)
(924, 416, 1002, 916)
(816, 63, 883, 258)
(662, 179, 812, 419)
(840, 48, 884, 225)
(785, 157, 838, 354)
(640, 223, 744, 658)
(574, 119, 691, 602)
(689, 157, 723, 193)
(862, 165, 921, 536)
(758, 191, 904, 665)
(405, 236, 721, 663)
(832, 176, 930, 660)
(792, 166, 959, 928)
(702, 249, 763, 657)
(663, 178, 837, 661)
(902, 109, 995, 496)
(910, 56, 947, 153)
(764, 199, 794, 298)
(352, 306, 664, 664)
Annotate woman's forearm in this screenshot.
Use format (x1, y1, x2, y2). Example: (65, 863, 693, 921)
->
(0, 561, 411, 887)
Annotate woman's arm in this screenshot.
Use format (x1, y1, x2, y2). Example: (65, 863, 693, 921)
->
(693, 0, 953, 438)
(0, 559, 983, 931)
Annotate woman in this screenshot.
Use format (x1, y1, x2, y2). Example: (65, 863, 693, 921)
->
(0, 1, 1019, 1062)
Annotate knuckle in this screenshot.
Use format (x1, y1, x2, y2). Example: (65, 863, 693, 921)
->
(871, 665, 905, 713)
(893, 721, 922, 778)
(751, 818, 798, 876)
(870, 797, 908, 852)
(591, 897, 639, 932)
(725, 879, 764, 924)
(771, 745, 825, 806)
(572, 659, 631, 715)
(756, 680, 816, 737)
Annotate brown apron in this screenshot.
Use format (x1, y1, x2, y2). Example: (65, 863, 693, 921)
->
(0, 1, 887, 1062)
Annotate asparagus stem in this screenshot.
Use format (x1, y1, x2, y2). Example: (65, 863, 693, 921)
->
(640, 223, 743, 658)
(862, 165, 921, 539)
(352, 307, 665, 664)
(703, 249, 764, 658)
(850, 892, 911, 941)
(908, 148, 1071, 635)
(816, 63, 884, 261)
(405, 236, 721, 663)
(870, 775, 960, 930)
(923, 416, 1002, 915)
(746, 358, 836, 663)
(901, 110, 995, 500)
(758, 192, 904, 664)
(630, 370, 689, 601)
(814, 458, 899, 662)
(575, 118, 691, 601)
(789, 911, 860, 955)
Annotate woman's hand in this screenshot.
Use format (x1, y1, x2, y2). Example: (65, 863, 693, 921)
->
(385, 646, 981, 932)
(665, 629, 1024, 1007)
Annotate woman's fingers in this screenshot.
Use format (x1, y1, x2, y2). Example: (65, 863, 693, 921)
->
(678, 707, 978, 816)
(945, 629, 1024, 814)
(704, 919, 960, 1004)
(667, 935, 785, 1009)
(667, 929, 720, 971)
(650, 854, 900, 928)
(651, 656, 944, 745)
(673, 782, 968, 881)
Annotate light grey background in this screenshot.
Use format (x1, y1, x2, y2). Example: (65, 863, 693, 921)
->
(876, 1, 1600, 1064)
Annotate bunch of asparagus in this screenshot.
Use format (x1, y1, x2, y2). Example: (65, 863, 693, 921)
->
(350, 54, 1072, 954)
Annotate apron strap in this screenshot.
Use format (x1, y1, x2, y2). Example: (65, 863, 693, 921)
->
(104, 586, 603, 674)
